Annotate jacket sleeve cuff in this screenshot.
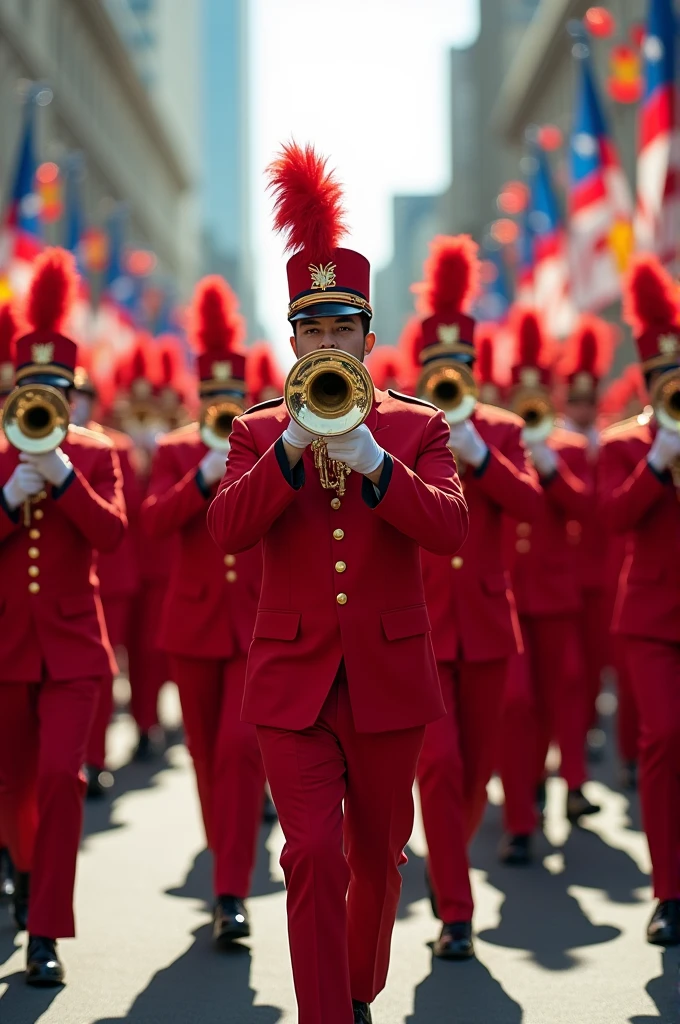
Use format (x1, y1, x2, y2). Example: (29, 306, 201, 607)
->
(646, 458, 672, 485)
(0, 487, 20, 523)
(195, 468, 212, 499)
(472, 448, 491, 478)
(275, 437, 305, 490)
(362, 453, 394, 508)
(52, 468, 76, 500)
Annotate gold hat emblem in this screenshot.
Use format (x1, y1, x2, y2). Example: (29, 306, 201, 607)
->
(437, 323, 460, 345)
(31, 342, 54, 365)
(212, 360, 232, 381)
(520, 366, 540, 387)
(308, 263, 337, 291)
(0, 362, 13, 384)
(572, 371, 594, 395)
(659, 333, 679, 355)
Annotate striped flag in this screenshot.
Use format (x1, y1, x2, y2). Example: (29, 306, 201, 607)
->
(528, 143, 576, 337)
(634, 0, 680, 266)
(515, 205, 535, 306)
(92, 204, 137, 380)
(568, 46, 634, 311)
(63, 153, 93, 346)
(0, 90, 43, 298)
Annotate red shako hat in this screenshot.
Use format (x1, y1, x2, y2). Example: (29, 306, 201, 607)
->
(246, 341, 283, 404)
(119, 332, 162, 400)
(366, 345, 406, 391)
(0, 301, 18, 395)
(15, 247, 79, 387)
(623, 254, 680, 372)
(413, 235, 480, 364)
(510, 306, 553, 390)
(561, 315, 615, 400)
(73, 345, 97, 396)
(267, 142, 371, 322)
(474, 323, 500, 405)
(189, 275, 246, 398)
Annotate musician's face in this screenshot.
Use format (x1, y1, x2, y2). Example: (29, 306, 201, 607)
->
(291, 315, 376, 362)
(567, 398, 596, 430)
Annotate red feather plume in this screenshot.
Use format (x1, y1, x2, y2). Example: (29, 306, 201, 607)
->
(366, 346, 405, 391)
(561, 315, 614, 378)
(246, 342, 282, 397)
(190, 275, 244, 354)
(415, 235, 480, 316)
(157, 334, 186, 388)
(623, 254, 680, 335)
(475, 324, 496, 384)
(511, 306, 548, 367)
(266, 142, 347, 259)
(22, 247, 78, 334)
(0, 301, 17, 361)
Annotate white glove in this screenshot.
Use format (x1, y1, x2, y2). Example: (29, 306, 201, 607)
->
(648, 428, 680, 474)
(281, 419, 318, 450)
(2, 462, 44, 510)
(448, 421, 488, 468)
(529, 442, 558, 478)
(21, 448, 73, 488)
(326, 424, 385, 476)
(199, 448, 228, 486)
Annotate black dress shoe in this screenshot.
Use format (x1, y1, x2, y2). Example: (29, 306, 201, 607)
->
(619, 761, 638, 792)
(0, 847, 15, 900)
(647, 899, 680, 946)
(433, 920, 475, 960)
(498, 833, 532, 866)
(13, 871, 29, 931)
(213, 895, 250, 946)
(85, 764, 114, 800)
(566, 787, 601, 823)
(353, 1000, 373, 1023)
(26, 935, 64, 986)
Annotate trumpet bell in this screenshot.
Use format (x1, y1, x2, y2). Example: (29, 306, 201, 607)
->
(285, 350, 373, 437)
(651, 369, 680, 432)
(511, 388, 555, 445)
(1, 384, 70, 454)
(199, 398, 244, 451)
(417, 360, 478, 424)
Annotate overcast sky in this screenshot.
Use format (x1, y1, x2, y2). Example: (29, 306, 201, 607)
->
(250, 0, 479, 361)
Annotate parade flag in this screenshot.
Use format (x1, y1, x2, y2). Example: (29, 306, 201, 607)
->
(475, 244, 511, 323)
(92, 204, 137, 381)
(568, 48, 634, 311)
(0, 90, 43, 298)
(63, 153, 93, 346)
(527, 144, 576, 337)
(634, 0, 680, 266)
(515, 205, 535, 306)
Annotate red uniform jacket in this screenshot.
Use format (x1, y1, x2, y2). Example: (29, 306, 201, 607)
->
(558, 423, 608, 593)
(0, 426, 126, 683)
(89, 423, 140, 600)
(598, 411, 680, 643)
(509, 427, 591, 618)
(421, 404, 541, 663)
(129, 442, 177, 588)
(207, 390, 469, 734)
(142, 423, 262, 660)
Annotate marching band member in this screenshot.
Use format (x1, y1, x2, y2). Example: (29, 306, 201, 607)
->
(498, 307, 597, 866)
(246, 340, 285, 404)
(208, 143, 468, 1024)
(0, 249, 126, 984)
(411, 240, 540, 959)
(142, 277, 266, 947)
(599, 255, 680, 946)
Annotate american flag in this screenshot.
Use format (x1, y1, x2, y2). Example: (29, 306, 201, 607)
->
(0, 90, 43, 298)
(527, 143, 576, 338)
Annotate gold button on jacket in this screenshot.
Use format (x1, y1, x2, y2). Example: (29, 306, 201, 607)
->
(333, 529, 344, 540)
(451, 556, 463, 569)
(336, 593, 347, 605)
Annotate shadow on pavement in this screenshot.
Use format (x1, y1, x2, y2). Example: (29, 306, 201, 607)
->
(93, 924, 282, 1024)
(629, 947, 680, 1024)
(406, 953, 523, 1024)
(0, 966, 64, 1021)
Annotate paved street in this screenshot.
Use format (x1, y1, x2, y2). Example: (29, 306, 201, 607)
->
(0, 686, 678, 1024)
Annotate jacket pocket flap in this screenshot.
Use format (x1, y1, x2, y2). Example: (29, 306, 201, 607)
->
(253, 610, 301, 641)
(381, 604, 431, 641)
(59, 593, 96, 618)
(482, 572, 510, 595)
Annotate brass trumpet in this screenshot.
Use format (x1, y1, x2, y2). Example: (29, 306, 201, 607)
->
(417, 360, 478, 424)
(651, 368, 680, 432)
(199, 398, 244, 451)
(511, 388, 555, 444)
(284, 349, 373, 495)
(1, 383, 70, 454)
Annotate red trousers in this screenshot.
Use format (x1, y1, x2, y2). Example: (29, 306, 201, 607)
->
(257, 671, 424, 1024)
(500, 614, 588, 835)
(170, 653, 265, 898)
(128, 582, 170, 733)
(614, 636, 639, 763)
(625, 637, 680, 901)
(577, 587, 610, 724)
(417, 658, 508, 923)
(0, 676, 98, 937)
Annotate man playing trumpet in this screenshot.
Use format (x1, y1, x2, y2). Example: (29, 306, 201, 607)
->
(208, 143, 468, 1024)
